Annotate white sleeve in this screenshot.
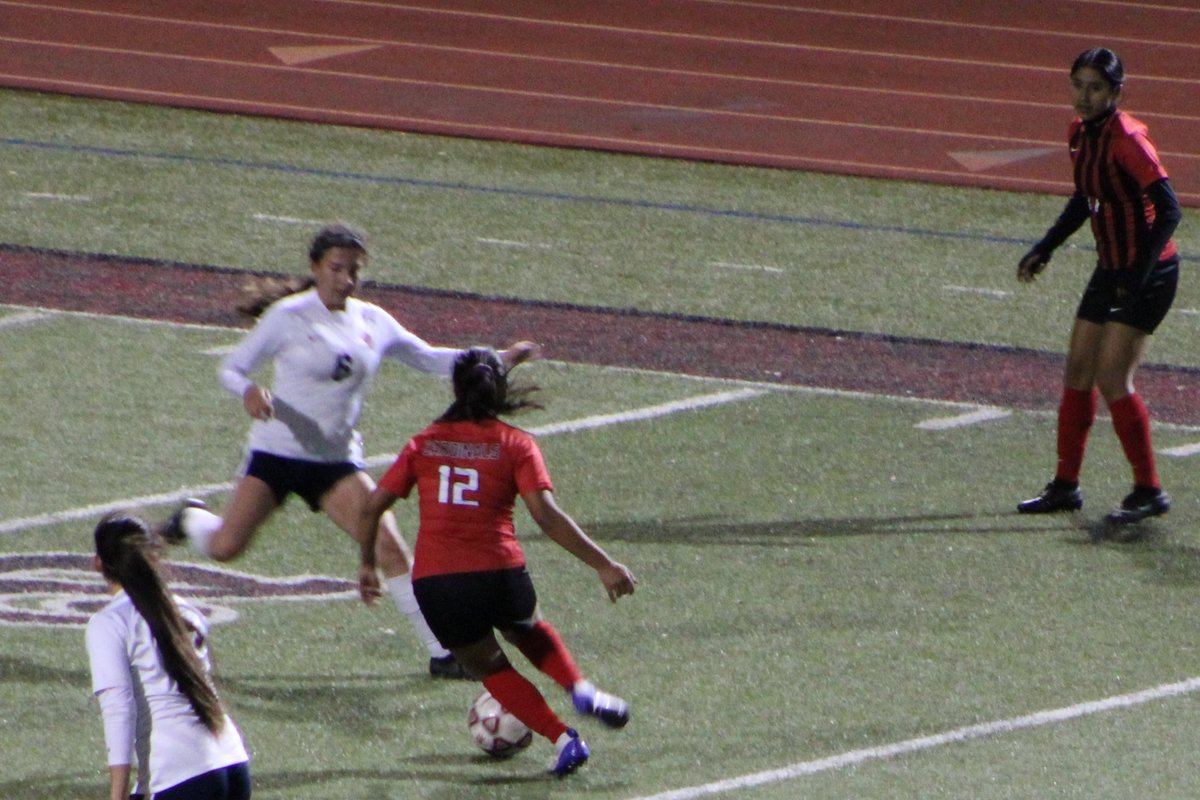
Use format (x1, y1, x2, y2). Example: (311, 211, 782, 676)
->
(96, 686, 137, 767)
(381, 313, 460, 377)
(218, 304, 287, 398)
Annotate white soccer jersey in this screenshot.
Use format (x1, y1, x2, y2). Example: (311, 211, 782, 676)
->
(86, 592, 248, 794)
(219, 289, 460, 464)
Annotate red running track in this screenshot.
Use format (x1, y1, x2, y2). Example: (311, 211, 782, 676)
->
(1, 0, 1199, 204)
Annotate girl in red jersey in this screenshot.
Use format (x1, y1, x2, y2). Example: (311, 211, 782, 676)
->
(356, 348, 637, 777)
(1016, 47, 1183, 527)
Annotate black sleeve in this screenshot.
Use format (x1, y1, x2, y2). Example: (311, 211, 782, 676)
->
(1141, 177, 1182, 269)
(1032, 192, 1090, 256)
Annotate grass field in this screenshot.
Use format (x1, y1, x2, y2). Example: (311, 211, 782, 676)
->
(4, 86, 1200, 799)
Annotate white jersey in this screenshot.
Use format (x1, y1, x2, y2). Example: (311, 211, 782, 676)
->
(219, 289, 460, 464)
(86, 592, 249, 794)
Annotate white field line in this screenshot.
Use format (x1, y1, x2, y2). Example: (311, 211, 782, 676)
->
(711, 261, 784, 274)
(1161, 442, 1200, 458)
(915, 406, 1011, 430)
(23, 192, 92, 202)
(941, 284, 1011, 299)
(0, 389, 764, 536)
(475, 236, 555, 250)
(252, 213, 327, 226)
(629, 676, 1200, 800)
(0, 310, 51, 328)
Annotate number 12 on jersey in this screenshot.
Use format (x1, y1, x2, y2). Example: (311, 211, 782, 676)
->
(438, 465, 480, 506)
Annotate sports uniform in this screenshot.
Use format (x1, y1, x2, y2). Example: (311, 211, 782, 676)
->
(86, 592, 249, 798)
(220, 287, 460, 474)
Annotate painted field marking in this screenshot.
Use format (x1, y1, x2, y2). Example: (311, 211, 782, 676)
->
(1161, 442, 1200, 458)
(711, 261, 784, 274)
(942, 284, 1011, 299)
(0, 388, 765, 536)
(22, 191, 92, 202)
(628, 676, 1200, 800)
(916, 406, 1011, 430)
(0, 310, 51, 329)
(253, 212, 326, 226)
(476, 236, 554, 250)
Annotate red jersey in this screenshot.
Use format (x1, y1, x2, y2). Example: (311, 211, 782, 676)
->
(379, 418, 553, 579)
(1068, 110, 1177, 270)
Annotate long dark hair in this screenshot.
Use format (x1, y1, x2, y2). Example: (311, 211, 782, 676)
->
(236, 222, 367, 319)
(438, 347, 542, 422)
(94, 514, 225, 734)
(1072, 47, 1124, 90)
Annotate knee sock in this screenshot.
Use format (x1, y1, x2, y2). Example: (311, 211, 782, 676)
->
(1108, 393, 1160, 489)
(384, 574, 450, 659)
(180, 507, 221, 558)
(1055, 387, 1096, 484)
(509, 620, 583, 691)
(483, 667, 568, 743)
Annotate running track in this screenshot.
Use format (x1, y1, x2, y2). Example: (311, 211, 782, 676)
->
(2, 0, 1199, 204)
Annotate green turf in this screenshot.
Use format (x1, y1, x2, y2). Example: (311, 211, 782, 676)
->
(4, 88, 1200, 799)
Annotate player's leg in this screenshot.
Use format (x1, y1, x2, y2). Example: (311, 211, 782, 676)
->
(320, 471, 463, 675)
(161, 475, 277, 561)
(1095, 321, 1169, 523)
(1017, 318, 1102, 514)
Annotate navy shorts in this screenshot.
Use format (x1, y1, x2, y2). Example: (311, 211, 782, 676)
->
(413, 567, 538, 648)
(1076, 256, 1179, 334)
(244, 451, 358, 512)
(154, 762, 251, 800)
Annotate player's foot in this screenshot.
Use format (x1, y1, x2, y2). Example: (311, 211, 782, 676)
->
(159, 498, 207, 544)
(549, 729, 589, 777)
(572, 681, 629, 728)
(1017, 479, 1082, 514)
(428, 654, 470, 680)
(1105, 485, 1170, 526)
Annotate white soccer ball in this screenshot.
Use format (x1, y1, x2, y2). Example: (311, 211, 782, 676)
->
(468, 690, 533, 758)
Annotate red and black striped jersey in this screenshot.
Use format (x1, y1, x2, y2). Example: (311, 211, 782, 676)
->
(1068, 110, 1177, 270)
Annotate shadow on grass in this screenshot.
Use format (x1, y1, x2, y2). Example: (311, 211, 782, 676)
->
(587, 510, 1051, 545)
(0, 654, 89, 685)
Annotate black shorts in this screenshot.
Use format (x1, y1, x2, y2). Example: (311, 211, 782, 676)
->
(154, 762, 251, 800)
(1076, 256, 1179, 334)
(243, 451, 358, 512)
(412, 567, 538, 649)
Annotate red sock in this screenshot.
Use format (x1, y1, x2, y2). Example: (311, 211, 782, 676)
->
(1108, 393, 1159, 488)
(483, 667, 568, 743)
(1055, 387, 1096, 483)
(509, 621, 582, 691)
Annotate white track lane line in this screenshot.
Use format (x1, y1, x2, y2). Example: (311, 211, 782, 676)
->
(629, 676, 1200, 800)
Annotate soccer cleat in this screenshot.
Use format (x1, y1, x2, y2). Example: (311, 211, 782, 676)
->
(549, 729, 589, 777)
(159, 498, 207, 544)
(1105, 486, 1170, 526)
(428, 654, 470, 680)
(1017, 479, 1083, 514)
(571, 681, 630, 729)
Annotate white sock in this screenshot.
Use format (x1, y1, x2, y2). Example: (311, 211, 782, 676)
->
(181, 507, 221, 558)
(384, 574, 450, 658)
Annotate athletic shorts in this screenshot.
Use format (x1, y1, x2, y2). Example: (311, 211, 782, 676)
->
(1076, 256, 1179, 334)
(154, 762, 251, 800)
(244, 450, 358, 512)
(413, 567, 538, 648)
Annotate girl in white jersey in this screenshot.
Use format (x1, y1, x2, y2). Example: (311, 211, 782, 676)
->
(86, 513, 250, 800)
(163, 224, 538, 678)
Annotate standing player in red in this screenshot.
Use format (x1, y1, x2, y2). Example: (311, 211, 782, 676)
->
(357, 347, 637, 777)
(1016, 47, 1182, 526)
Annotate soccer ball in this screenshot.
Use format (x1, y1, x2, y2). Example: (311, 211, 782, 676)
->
(468, 690, 533, 758)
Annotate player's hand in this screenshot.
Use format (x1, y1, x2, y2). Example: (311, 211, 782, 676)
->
(358, 564, 382, 606)
(502, 341, 543, 369)
(598, 562, 637, 603)
(1017, 249, 1049, 283)
(242, 385, 274, 420)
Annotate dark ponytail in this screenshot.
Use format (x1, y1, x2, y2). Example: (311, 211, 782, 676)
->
(439, 347, 542, 422)
(94, 514, 225, 735)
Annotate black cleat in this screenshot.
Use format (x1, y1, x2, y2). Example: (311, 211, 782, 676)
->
(1105, 486, 1170, 526)
(1017, 479, 1083, 514)
(429, 654, 471, 680)
(159, 498, 207, 544)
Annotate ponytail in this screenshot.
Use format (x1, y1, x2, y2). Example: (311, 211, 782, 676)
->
(94, 514, 225, 735)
